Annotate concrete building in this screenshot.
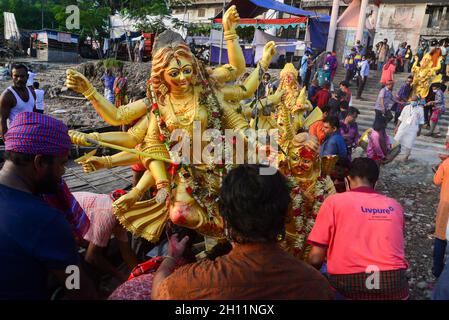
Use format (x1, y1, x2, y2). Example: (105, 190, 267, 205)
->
(33, 29, 79, 62)
(373, 1, 449, 52)
(171, 0, 224, 24)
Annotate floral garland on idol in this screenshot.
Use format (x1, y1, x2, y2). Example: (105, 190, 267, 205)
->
(286, 175, 327, 254)
(146, 72, 234, 221)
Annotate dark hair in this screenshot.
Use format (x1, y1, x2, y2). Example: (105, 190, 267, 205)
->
(373, 118, 386, 132)
(219, 164, 291, 243)
(323, 81, 330, 89)
(263, 73, 271, 79)
(339, 100, 349, 110)
(33, 81, 40, 89)
(349, 157, 380, 185)
(321, 104, 331, 114)
(339, 81, 349, 88)
(206, 241, 233, 260)
(347, 106, 360, 116)
(3, 151, 54, 166)
(407, 75, 413, 80)
(11, 64, 28, 73)
(323, 115, 340, 129)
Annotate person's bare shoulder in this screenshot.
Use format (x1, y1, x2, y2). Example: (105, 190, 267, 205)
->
(0, 89, 15, 108)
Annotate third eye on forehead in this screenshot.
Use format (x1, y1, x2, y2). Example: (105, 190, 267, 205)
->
(168, 59, 192, 71)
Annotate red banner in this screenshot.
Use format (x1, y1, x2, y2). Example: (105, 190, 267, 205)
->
(213, 17, 307, 25)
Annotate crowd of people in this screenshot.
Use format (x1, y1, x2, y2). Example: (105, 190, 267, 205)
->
(1, 30, 449, 301)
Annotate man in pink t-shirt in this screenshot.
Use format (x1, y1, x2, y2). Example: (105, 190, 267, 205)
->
(307, 157, 409, 300)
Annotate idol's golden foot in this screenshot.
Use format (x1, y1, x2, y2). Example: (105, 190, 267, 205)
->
(113, 188, 142, 213)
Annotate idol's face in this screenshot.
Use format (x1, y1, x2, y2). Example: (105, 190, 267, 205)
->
(163, 57, 194, 92)
(284, 72, 295, 86)
(289, 146, 317, 176)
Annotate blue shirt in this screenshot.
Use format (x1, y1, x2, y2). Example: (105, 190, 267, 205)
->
(360, 60, 370, 77)
(300, 55, 309, 74)
(0, 184, 78, 299)
(397, 83, 412, 101)
(101, 74, 116, 90)
(320, 132, 348, 159)
(375, 87, 395, 111)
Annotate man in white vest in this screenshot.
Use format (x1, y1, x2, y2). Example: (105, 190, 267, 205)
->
(0, 64, 36, 140)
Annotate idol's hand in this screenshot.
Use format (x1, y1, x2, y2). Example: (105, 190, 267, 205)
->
(223, 5, 240, 32)
(113, 188, 142, 213)
(68, 130, 100, 147)
(78, 156, 107, 173)
(66, 69, 94, 95)
(260, 41, 277, 70)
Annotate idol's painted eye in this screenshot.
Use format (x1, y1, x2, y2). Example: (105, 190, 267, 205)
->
(183, 67, 192, 75)
(169, 71, 179, 78)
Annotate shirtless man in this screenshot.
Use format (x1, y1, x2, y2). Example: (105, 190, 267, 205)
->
(0, 64, 36, 139)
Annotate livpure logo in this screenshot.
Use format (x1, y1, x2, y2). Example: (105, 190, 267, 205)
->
(360, 206, 395, 215)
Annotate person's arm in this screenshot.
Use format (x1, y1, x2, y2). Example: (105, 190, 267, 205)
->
(35, 214, 98, 299)
(394, 120, 401, 135)
(113, 226, 138, 269)
(379, 91, 385, 113)
(0, 91, 14, 139)
(152, 234, 189, 300)
(85, 242, 128, 282)
(308, 246, 327, 270)
(29, 87, 37, 112)
(417, 124, 422, 137)
(434, 160, 446, 186)
(338, 137, 348, 159)
(307, 199, 334, 270)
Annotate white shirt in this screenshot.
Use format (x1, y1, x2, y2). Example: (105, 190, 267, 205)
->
(34, 89, 45, 111)
(26, 71, 36, 87)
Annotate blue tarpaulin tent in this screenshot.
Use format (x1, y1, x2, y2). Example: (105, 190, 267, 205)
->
(213, 0, 330, 51)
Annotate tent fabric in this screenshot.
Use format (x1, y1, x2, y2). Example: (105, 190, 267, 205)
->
(253, 29, 303, 64)
(214, 0, 330, 20)
(3, 12, 20, 40)
(210, 46, 254, 65)
(309, 18, 329, 51)
(109, 14, 186, 40)
(213, 17, 307, 29)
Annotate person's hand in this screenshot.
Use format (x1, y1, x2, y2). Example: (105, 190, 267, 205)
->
(66, 69, 94, 95)
(167, 234, 189, 260)
(222, 5, 240, 32)
(260, 41, 276, 70)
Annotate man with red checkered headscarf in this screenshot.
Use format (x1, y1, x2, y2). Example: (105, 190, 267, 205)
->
(0, 112, 96, 299)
